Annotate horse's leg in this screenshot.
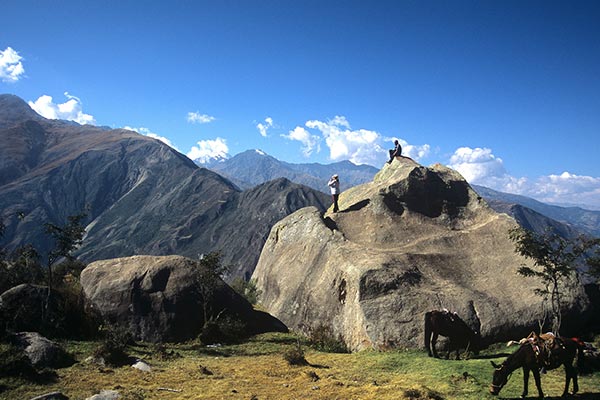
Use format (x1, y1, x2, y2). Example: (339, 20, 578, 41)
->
(431, 333, 439, 358)
(521, 367, 530, 398)
(531, 367, 544, 399)
(563, 362, 579, 396)
(572, 365, 579, 394)
(425, 332, 432, 357)
(562, 363, 571, 397)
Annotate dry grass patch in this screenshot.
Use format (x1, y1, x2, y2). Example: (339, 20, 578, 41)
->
(2, 333, 600, 400)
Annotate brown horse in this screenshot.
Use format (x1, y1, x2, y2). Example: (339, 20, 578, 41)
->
(490, 337, 585, 399)
(424, 310, 481, 359)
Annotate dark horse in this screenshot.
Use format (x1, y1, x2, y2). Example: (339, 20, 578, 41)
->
(490, 337, 585, 399)
(424, 310, 481, 359)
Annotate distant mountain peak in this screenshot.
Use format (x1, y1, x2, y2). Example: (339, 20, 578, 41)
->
(0, 94, 43, 128)
(255, 149, 266, 156)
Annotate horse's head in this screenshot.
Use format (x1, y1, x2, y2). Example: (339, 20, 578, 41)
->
(489, 360, 509, 395)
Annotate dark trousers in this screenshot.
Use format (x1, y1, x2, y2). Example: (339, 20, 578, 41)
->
(332, 194, 339, 212)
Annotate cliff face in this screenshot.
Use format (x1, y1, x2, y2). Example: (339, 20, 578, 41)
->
(252, 158, 592, 351)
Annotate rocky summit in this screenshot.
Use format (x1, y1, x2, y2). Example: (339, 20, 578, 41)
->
(252, 157, 594, 351)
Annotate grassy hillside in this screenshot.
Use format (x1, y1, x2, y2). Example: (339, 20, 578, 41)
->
(2, 333, 599, 400)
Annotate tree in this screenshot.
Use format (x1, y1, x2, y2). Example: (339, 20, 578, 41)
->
(195, 252, 229, 327)
(509, 227, 586, 334)
(44, 212, 87, 289)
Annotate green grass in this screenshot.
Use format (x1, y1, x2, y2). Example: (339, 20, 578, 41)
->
(1, 333, 599, 400)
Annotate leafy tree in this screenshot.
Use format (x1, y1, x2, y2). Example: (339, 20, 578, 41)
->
(44, 212, 87, 289)
(509, 227, 587, 334)
(195, 252, 229, 328)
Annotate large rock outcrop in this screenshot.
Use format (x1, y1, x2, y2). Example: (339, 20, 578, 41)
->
(80, 255, 287, 342)
(252, 158, 593, 351)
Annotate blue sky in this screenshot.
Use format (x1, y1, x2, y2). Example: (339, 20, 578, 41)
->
(2, 1, 600, 208)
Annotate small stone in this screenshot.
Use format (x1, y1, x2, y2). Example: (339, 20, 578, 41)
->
(131, 360, 152, 372)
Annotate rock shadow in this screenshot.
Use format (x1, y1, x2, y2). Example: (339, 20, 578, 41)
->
(339, 199, 370, 213)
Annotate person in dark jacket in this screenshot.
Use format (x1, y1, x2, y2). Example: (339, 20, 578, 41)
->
(387, 140, 402, 163)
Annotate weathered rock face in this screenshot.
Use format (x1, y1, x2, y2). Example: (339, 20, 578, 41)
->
(252, 158, 593, 351)
(80, 255, 287, 342)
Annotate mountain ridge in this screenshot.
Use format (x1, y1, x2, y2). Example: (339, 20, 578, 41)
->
(0, 94, 329, 280)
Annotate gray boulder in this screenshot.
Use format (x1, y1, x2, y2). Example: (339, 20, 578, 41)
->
(80, 255, 287, 342)
(11, 332, 75, 369)
(252, 158, 594, 351)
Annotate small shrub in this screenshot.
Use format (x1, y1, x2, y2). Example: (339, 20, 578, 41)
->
(93, 325, 133, 366)
(151, 343, 181, 361)
(308, 324, 349, 353)
(230, 278, 262, 305)
(283, 341, 308, 366)
(199, 315, 248, 345)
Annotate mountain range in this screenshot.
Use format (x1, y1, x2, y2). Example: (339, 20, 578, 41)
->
(0, 94, 329, 280)
(200, 149, 380, 192)
(1, 93, 597, 284)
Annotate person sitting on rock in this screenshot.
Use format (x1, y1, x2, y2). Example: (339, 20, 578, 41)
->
(387, 140, 402, 164)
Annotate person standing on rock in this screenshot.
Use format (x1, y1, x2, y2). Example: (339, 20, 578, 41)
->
(387, 139, 402, 164)
(328, 174, 340, 213)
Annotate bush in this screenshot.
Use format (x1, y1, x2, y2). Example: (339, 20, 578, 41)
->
(199, 315, 249, 345)
(93, 325, 133, 366)
(283, 341, 308, 366)
(308, 324, 349, 353)
(230, 278, 262, 305)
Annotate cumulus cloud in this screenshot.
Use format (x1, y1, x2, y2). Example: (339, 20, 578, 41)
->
(0, 47, 25, 83)
(280, 115, 430, 166)
(187, 137, 229, 163)
(28, 92, 96, 125)
(304, 116, 386, 166)
(124, 126, 180, 151)
(282, 127, 321, 157)
(187, 111, 215, 124)
(449, 147, 509, 182)
(256, 117, 273, 137)
(448, 146, 600, 209)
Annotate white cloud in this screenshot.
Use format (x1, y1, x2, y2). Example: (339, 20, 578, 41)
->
(282, 127, 321, 157)
(187, 137, 229, 163)
(28, 92, 96, 125)
(256, 117, 273, 137)
(449, 147, 508, 182)
(0, 47, 25, 83)
(304, 116, 386, 166)
(187, 111, 215, 124)
(124, 126, 180, 151)
(281, 115, 430, 166)
(448, 146, 600, 209)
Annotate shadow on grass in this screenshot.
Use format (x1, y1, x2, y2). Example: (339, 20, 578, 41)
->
(472, 352, 512, 360)
(307, 362, 330, 369)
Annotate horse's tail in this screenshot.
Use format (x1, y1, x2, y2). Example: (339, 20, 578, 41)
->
(424, 311, 433, 351)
